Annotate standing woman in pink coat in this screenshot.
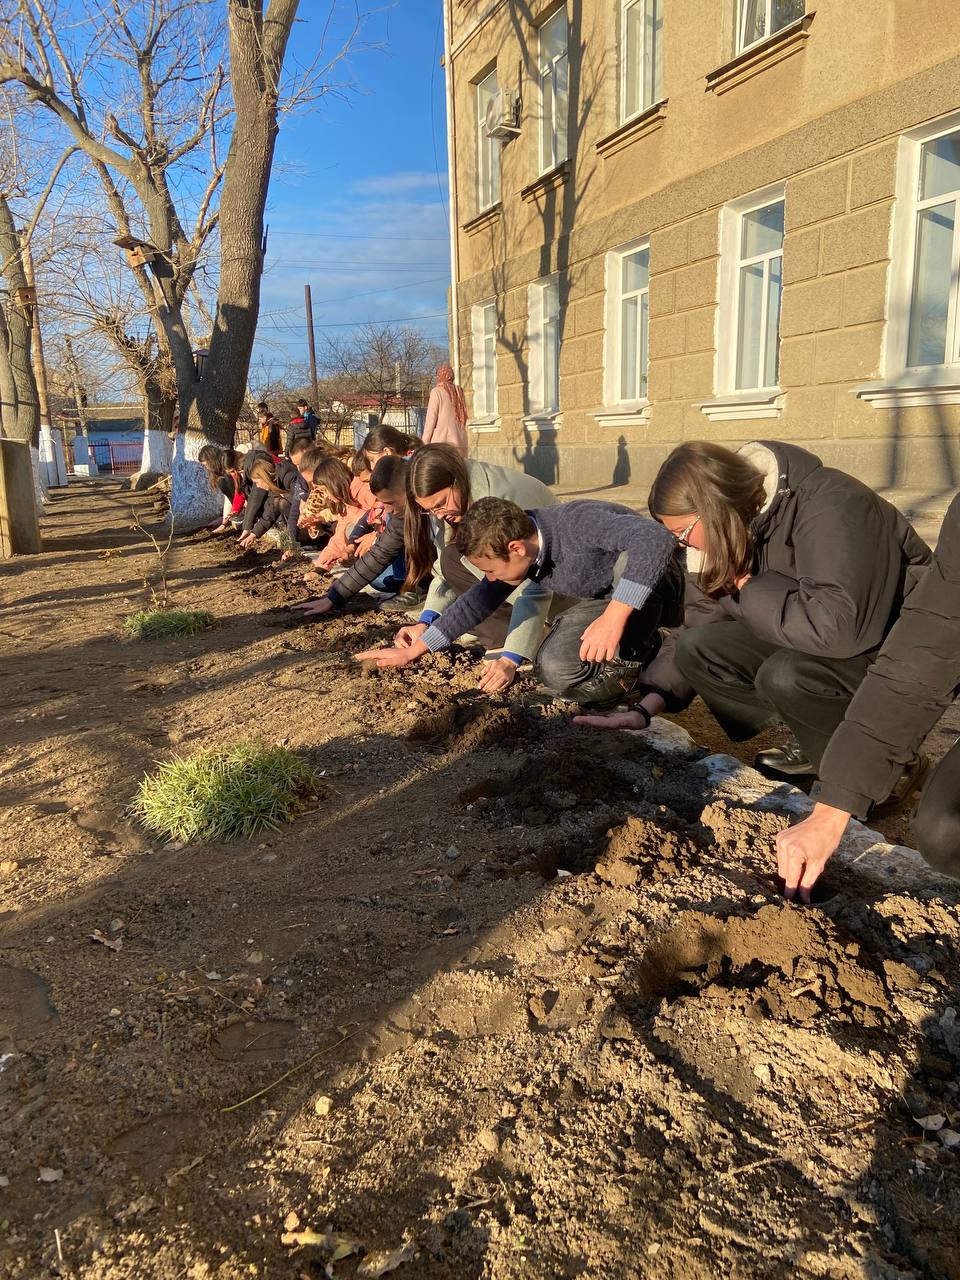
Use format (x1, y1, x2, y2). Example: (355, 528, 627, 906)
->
(422, 364, 469, 455)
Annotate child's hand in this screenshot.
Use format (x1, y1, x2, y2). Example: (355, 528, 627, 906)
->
(395, 622, 428, 648)
(579, 601, 632, 663)
(237, 531, 257, 550)
(477, 656, 518, 695)
(573, 710, 649, 731)
(292, 598, 333, 617)
(354, 644, 423, 669)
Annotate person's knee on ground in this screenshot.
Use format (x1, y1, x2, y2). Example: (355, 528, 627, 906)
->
(533, 619, 590, 698)
(911, 789, 960, 880)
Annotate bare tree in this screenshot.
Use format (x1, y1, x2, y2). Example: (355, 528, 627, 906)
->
(323, 323, 443, 424)
(0, 0, 359, 522)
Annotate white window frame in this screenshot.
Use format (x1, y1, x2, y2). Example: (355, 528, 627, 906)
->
(620, 0, 663, 126)
(528, 275, 561, 415)
(716, 185, 785, 397)
(538, 9, 569, 174)
(736, 0, 805, 55)
(603, 238, 650, 409)
(886, 112, 960, 380)
(476, 69, 501, 213)
(471, 300, 498, 420)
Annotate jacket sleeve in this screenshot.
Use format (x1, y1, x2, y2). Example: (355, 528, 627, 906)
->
(812, 495, 960, 817)
(737, 484, 913, 658)
(585, 509, 682, 613)
(422, 389, 439, 445)
(327, 522, 405, 604)
(422, 577, 516, 650)
(242, 485, 268, 533)
(252, 493, 284, 538)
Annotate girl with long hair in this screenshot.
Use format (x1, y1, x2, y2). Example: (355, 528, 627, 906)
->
(361, 424, 421, 470)
(577, 439, 930, 785)
(198, 445, 246, 533)
(422, 364, 468, 455)
(308, 455, 382, 571)
(236, 453, 302, 550)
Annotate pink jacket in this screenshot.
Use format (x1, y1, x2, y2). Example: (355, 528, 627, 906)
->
(423, 385, 469, 455)
(315, 478, 381, 570)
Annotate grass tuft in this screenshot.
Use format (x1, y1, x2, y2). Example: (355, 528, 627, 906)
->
(131, 740, 320, 843)
(123, 608, 216, 640)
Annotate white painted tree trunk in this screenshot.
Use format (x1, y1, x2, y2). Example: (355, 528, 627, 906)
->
(39, 424, 68, 489)
(169, 430, 221, 528)
(30, 444, 48, 507)
(141, 429, 173, 475)
(71, 433, 98, 477)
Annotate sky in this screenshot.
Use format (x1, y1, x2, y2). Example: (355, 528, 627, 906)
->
(251, 0, 453, 387)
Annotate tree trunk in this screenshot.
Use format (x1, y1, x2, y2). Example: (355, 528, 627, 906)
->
(0, 306, 18, 438)
(168, 0, 298, 525)
(140, 376, 175, 476)
(0, 196, 41, 450)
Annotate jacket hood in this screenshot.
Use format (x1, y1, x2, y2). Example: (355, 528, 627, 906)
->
(738, 440, 823, 525)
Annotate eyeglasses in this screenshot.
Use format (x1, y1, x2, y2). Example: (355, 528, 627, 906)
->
(419, 488, 460, 519)
(674, 517, 700, 549)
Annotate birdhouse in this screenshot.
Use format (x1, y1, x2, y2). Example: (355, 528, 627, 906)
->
(113, 234, 159, 270)
(14, 285, 36, 307)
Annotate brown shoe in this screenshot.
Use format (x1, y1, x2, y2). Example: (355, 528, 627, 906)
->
(868, 754, 930, 820)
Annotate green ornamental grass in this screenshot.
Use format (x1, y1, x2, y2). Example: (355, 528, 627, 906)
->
(124, 608, 216, 640)
(132, 741, 320, 843)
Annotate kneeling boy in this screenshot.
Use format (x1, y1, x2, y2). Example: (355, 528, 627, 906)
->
(357, 497, 684, 710)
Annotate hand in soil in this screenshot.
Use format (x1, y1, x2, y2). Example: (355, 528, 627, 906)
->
(573, 710, 648, 731)
(395, 622, 428, 648)
(237, 532, 257, 551)
(578, 601, 631, 663)
(354, 644, 423, 669)
(477, 656, 519, 695)
(291, 598, 333, 617)
(775, 803, 850, 902)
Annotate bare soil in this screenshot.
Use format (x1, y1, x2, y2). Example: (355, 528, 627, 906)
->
(1, 479, 958, 1280)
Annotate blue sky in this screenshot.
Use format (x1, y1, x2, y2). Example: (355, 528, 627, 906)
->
(252, 0, 452, 384)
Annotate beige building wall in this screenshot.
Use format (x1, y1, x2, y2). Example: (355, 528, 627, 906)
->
(447, 0, 960, 489)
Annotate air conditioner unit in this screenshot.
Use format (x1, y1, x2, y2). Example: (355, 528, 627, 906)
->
(484, 88, 521, 139)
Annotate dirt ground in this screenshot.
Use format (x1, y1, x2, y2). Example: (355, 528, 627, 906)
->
(1, 478, 959, 1280)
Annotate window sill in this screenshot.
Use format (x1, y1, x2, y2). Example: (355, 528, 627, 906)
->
(469, 416, 501, 433)
(521, 412, 562, 431)
(705, 14, 815, 95)
(596, 100, 668, 159)
(462, 203, 503, 236)
(853, 375, 960, 408)
(591, 404, 651, 428)
(520, 161, 571, 203)
(698, 390, 784, 421)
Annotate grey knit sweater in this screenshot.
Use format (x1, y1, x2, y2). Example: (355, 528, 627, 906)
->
(422, 500, 679, 652)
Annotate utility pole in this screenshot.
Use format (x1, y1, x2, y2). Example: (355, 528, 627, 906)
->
(304, 283, 319, 407)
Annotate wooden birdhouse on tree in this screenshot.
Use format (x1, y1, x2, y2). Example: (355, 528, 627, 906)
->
(113, 234, 158, 270)
(14, 285, 36, 307)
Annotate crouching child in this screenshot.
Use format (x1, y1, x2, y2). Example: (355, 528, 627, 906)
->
(356, 497, 685, 711)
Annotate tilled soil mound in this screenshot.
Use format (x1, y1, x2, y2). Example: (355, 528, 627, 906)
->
(1, 483, 958, 1280)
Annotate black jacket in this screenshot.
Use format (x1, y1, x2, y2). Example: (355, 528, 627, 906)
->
(644, 441, 931, 707)
(812, 493, 960, 818)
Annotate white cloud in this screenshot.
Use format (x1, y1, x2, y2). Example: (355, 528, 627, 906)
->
(350, 170, 447, 196)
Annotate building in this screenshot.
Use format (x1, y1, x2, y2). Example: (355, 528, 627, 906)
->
(444, 0, 960, 490)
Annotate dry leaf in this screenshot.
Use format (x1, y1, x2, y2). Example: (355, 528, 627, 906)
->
(90, 930, 122, 952)
(939, 1129, 960, 1149)
(38, 1167, 63, 1183)
(916, 1114, 946, 1131)
(357, 1241, 416, 1277)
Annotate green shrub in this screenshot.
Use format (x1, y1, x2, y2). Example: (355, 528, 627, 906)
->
(124, 608, 216, 640)
(131, 741, 320, 843)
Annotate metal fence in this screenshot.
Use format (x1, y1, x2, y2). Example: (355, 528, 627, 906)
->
(90, 441, 143, 474)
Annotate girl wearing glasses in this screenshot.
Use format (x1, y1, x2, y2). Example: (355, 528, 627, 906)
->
(579, 439, 930, 791)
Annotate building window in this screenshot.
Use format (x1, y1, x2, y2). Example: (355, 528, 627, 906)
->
(472, 301, 498, 417)
(604, 239, 650, 405)
(528, 275, 561, 414)
(905, 127, 960, 368)
(721, 194, 784, 391)
(736, 0, 804, 54)
(476, 70, 501, 211)
(621, 0, 663, 124)
(538, 9, 569, 173)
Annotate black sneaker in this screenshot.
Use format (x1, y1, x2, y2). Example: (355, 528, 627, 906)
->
(571, 660, 647, 711)
(753, 738, 815, 778)
(868, 754, 929, 820)
(379, 588, 427, 613)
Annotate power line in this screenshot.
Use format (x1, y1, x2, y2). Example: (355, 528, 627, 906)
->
(256, 276, 450, 324)
(256, 309, 449, 336)
(267, 230, 449, 242)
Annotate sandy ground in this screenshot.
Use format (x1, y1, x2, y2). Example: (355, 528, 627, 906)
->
(0, 478, 958, 1280)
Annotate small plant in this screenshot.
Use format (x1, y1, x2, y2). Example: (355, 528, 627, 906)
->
(123, 608, 216, 640)
(132, 740, 320, 843)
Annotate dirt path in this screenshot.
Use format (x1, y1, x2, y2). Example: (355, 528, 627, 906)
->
(1, 479, 958, 1280)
